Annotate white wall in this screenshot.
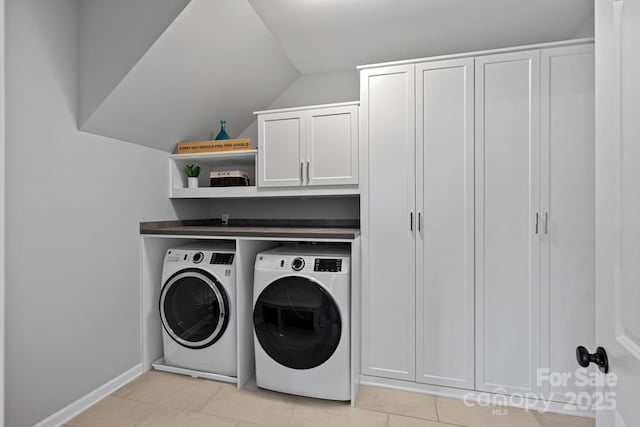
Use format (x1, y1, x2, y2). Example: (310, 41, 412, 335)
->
(209, 197, 359, 221)
(0, 0, 5, 424)
(572, 12, 595, 38)
(268, 69, 359, 110)
(78, 0, 191, 125)
(5, 1, 206, 426)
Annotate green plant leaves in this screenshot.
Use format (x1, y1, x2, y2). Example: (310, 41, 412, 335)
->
(183, 164, 200, 177)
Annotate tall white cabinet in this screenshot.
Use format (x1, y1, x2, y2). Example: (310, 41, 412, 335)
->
(540, 44, 595, 397)
(360, 65, 416, 381)
(360, 41, 594, 401)
(474, 50, 542, 394)
(415, 59, 475, 389)
(360, 59, 476, 387)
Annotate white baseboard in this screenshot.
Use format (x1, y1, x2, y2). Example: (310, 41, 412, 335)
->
(34, 364, 145, 427)
(360, 374, 595, 419)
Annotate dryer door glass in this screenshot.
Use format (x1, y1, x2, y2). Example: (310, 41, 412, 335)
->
(160, 269, 229, 349)
(253, 276, 341, 369)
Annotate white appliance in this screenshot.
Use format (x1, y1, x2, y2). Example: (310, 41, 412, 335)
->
(253, 244, 350, 400)
(160, 242, 237, 376)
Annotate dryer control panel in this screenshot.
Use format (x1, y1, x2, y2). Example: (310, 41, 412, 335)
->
(255, 253, 349, 274)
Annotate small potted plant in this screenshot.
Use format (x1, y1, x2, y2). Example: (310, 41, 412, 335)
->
(184, 164, 201, 189)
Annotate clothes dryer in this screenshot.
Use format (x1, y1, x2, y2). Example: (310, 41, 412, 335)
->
(253, 244, 350, 400)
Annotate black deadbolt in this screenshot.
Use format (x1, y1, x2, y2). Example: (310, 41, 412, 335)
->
(576, 345, 609, 374)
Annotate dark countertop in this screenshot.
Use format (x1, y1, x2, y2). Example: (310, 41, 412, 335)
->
(140, 219, 360, 239)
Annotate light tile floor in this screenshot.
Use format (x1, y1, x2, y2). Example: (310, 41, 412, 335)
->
(65, 371, 596, 427)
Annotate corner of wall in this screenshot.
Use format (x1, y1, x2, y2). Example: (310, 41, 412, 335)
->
(571, 11, 595, 39)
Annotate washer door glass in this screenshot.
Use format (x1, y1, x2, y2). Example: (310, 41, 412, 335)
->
(160, 269, 229, 349)
(253, 276, 341, 369)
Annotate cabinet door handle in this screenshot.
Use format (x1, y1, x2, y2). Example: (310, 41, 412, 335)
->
(300, 161, 304, 183)
(533, 212, 539, 235)
(576, 345, 609, 373)
(307, 161, 310, 183)
(410, 211, 414, 232)
(418, 212, 422, 232)
(542, 212, 549, 234)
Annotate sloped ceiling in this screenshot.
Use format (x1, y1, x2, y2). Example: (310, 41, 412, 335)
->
(79, 0, 300, 152)
(79, 0, 594, 152)
(249, 0, 594, 73)
(78, 0, 192, 126)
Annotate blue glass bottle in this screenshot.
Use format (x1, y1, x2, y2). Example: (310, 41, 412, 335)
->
(215, 120, 230, 140)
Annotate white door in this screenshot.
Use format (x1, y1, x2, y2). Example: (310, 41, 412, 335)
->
(306, 105, 358, 186)
(595, 0, 640, 426)
(360, 64, 416, 381)
(257, 111, 304, 187)
(415, 58, 475, 389)
(475, 50, 541, 394)
(540, 44, 596, 399)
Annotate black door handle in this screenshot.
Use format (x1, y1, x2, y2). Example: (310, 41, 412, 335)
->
(576, 346, 609, 373)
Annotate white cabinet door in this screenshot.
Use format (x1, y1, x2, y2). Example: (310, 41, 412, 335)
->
(360, 65, 416, 381)
(475, 50, 541, 394)
(258, 111, 304, 187)
(306, 105, 358, 186)
(415, 59, 475, 389)
(540, 44, 596, 398)
(595, 1, 640, 424)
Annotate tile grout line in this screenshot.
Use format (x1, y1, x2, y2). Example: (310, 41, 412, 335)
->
(193, 381, 230, 413)
(131, 403, 163, 427)
(283, 407, 296, 427)
(388, 412, 466, 427)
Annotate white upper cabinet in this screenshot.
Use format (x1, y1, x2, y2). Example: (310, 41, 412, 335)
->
(415, 58, 475, 389)
(475, 50, 541, 394)
(257, 111, 305, 187)
(360, 65, 416, 381)
(306, 106, 359, 186)
(257, 103, 358, 188)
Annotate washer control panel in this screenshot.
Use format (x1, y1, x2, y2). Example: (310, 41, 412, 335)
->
(165, 249, 235, 266)
(291, 257, 305, 271)
(210, 253, 235, 265)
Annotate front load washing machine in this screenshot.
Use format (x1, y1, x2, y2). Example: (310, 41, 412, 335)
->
(160, 242, 237, 376)
(253, 244, 350, 400)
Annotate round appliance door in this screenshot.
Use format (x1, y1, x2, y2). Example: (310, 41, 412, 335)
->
(160, 268, 229, 349)
(253, 276, 341, 370)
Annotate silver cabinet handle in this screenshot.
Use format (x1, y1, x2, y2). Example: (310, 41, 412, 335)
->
(533, 212, 540, 235)
(418, 212, 422, 232)
(307, 161, 310, 183)
(542, 212, 549, 234)
(300, 161, 304, 183)
(410, 211, 414, 232)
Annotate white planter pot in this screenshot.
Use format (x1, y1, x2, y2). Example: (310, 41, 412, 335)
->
(187, 177, 199, 189)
